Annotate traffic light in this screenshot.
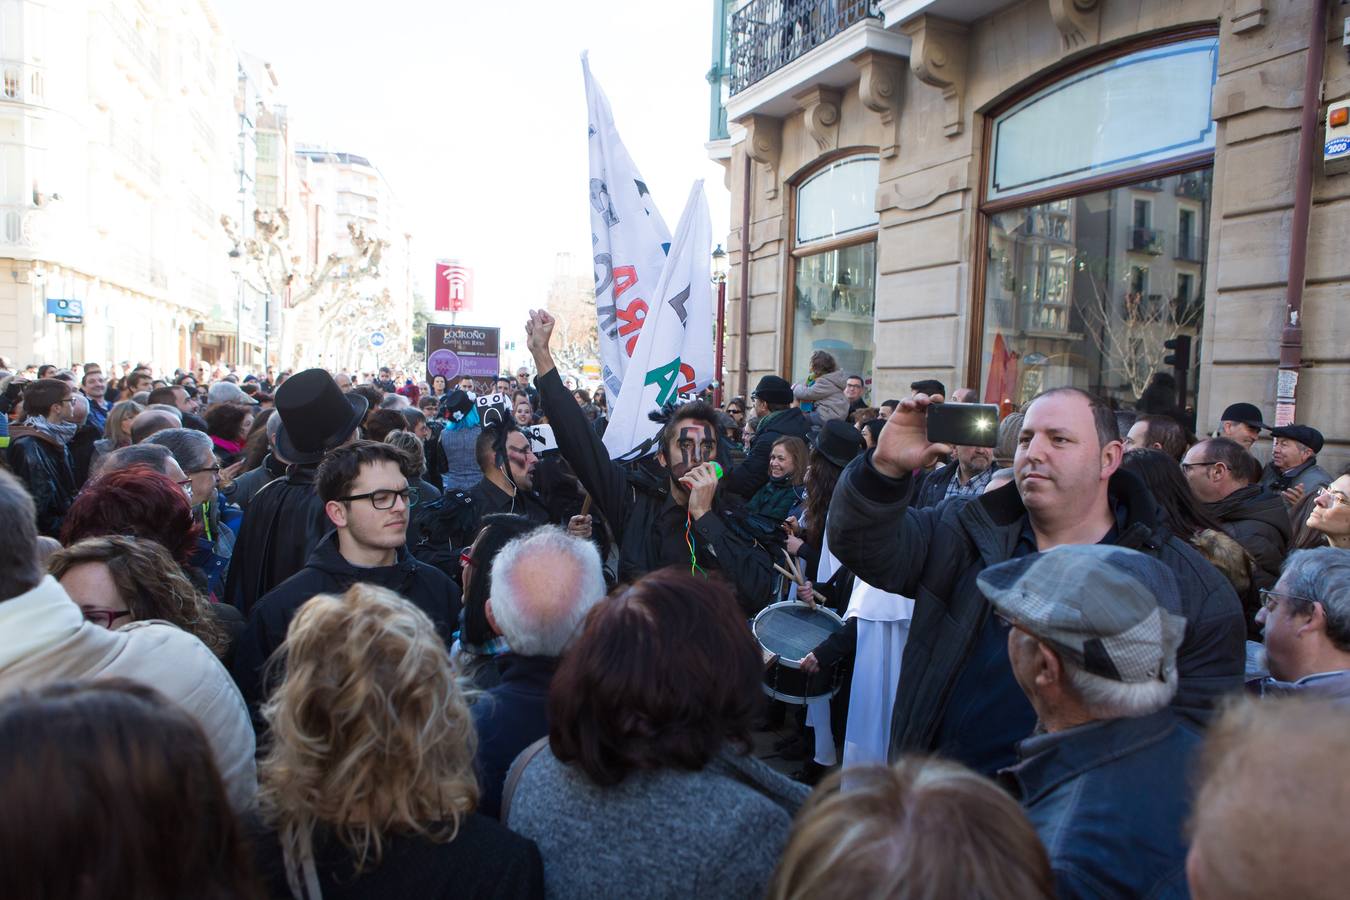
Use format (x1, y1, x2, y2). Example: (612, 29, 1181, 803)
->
(1163, 335, 1191, 371)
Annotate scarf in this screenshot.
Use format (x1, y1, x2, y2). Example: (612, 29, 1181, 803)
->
(23, 415, 77, 445)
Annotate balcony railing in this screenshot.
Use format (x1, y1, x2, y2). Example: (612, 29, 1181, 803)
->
(191, 109, 216, 150)
(105, 7, 161, 79)
(1175, 173, 1208, 199)
(0, 204, 34, 247)
(0, 60, 44, 105)
(109, 123, 161, 183)
(1129, 226, 1164, 255)
(729, 0, 879, 95)
(1174, 233, 1204, 263)
(111, 241, 168, 291)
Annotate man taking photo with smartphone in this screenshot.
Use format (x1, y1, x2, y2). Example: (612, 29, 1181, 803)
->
(827, 387, 1246, 776)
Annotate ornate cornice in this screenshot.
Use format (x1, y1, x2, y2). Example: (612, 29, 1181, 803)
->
(898, 15, 968, 138)
(852, 49, 906, 157)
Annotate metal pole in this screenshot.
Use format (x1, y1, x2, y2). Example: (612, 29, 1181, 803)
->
(1277, 0, 1328, 426)
(714, 277, 726, 406)
(263, 291, 271, 368)
(738, 152, 752, 398)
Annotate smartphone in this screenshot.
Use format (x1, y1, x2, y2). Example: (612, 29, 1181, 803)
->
(926, 403, 1000, 447)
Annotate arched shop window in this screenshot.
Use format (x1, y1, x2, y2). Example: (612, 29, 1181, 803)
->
(975, 34, 1217, 416)
(788, 153, 879, 384)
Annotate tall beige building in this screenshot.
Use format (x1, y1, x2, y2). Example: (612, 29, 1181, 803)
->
(710, 0, 1350, 471)
(294, 146, 413, 373)
(0, 0, 240, 372)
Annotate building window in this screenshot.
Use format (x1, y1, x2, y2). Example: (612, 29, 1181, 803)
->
(978, 35, 1216, 415)
(790, 153, 879, 382)
(987, 37, 1217, 202)
(3, 67, 19, 100)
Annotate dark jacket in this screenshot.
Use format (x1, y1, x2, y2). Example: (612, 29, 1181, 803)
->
(1208, 484, 1291, 594)
(471, 654, 556, 820)
(1001, 709, 1200, 900)
(221, 453, 286, 511)
(467, 477, 551, 530)
(724, 407, 811, 499)
(230, 532, 460, 734)
(827, 453, 1246, 764)
(911, 462, 959, 509)
(251, 814, 544, 900)
(537, 369, 775, 614)
(68, 423, 101, 488)
(223, 464, 330, 614)
(1260, 457, 1332, 496)
(744, 477, 803, 532)
(6, 427, 76, 537)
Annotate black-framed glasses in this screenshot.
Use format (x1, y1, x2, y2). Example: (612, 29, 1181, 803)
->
(176, 478, 194, 497)
(1258, 588, 1318, 614)
(337, 487, 419, 510)
(1180, 461, 1220, 471)
(189, 464, 222, 478)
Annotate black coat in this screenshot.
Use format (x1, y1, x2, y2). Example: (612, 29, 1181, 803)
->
(723, 407, 811, 499)
(828, 456, 1246, 764)
(1207, 484, 1292, 594)
(223, 463, 330, 614)
(230, 532, 460, 734)
(537, 369, 776, 615)
(68, 423, 101, 488)
(220, 453, 286, 511)
(251, 814, 543, 900)
(6, 427, 76, 537)
(471, 654, 556, 820)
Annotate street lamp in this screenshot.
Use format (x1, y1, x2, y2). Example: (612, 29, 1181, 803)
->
(711, 244, 728, 406)
(228, 245, 243, 369)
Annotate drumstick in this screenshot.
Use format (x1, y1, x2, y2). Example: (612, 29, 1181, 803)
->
(781, 548, 803, 584)
(773, 563, 802, 585)
(580, 494, 592, 517)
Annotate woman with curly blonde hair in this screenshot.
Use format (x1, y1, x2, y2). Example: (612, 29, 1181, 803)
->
(253, 583, 543, 899)
(48, 535, 232, 660)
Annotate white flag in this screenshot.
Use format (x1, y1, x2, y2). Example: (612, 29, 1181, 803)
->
(583, 54, 672, 399)
(603, 181, 713, 456)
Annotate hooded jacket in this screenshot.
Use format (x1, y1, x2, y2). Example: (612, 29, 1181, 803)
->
(828, 454, 1246, 765)
(1207, 483, 1291, 593)
(230, 531, 460, 734)
(5, 425, 76, 536)
(792, 369, 850, 423)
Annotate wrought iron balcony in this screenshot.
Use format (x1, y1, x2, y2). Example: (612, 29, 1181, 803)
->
(1129, 226, 1164, 255)
(1175, 172, 1208, 199)
(729, 0, 880, 96)
(1174, 233, 1204, 263)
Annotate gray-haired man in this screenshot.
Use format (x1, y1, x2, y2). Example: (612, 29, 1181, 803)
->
(990, 544, 1198, 900)
(1253, 547, 1350, 705)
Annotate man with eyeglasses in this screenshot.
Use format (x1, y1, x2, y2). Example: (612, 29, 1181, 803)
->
(1252, 548, 1350, 706)
(5, 378, 78, 536)
(231, 441, 460, 734)
(1183, 437, 1290, 602)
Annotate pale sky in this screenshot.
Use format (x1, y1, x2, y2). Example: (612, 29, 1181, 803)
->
(218, 0, 732, 352)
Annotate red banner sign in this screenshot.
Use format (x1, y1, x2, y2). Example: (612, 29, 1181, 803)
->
(435, 260, 473, 313)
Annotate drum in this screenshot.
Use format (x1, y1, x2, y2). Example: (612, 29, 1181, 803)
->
(753, 600, 846, 705)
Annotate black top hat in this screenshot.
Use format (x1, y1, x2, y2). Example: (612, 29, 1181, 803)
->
(274, 369, 369, 465)
(438, 389, 474, 423)
(910, 378, 947, 398)
(752, 375, 793, 406)
(815, 419, 865, 469)
(1219, 402, 1266, 430)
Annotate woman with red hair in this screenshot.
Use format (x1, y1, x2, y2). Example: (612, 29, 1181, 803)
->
(61, 465, 200, 565)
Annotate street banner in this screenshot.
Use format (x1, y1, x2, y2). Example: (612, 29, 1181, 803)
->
(583, 53, 672, 400)
(435, 260, 473, 313)
(426, 324, 500, 383)
(603, 181, 713, 457)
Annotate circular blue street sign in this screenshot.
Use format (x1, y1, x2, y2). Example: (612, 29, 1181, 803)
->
(369, 331, 386, 348)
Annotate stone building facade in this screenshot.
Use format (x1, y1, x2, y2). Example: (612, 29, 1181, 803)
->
(710, 0, 1349, 471)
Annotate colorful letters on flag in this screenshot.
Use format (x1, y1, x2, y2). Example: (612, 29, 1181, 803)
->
(603, 181, 713, 457)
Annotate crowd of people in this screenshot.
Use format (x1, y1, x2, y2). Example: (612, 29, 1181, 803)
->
(1, 326, 1348, 899)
